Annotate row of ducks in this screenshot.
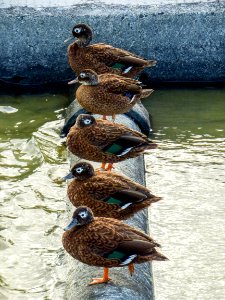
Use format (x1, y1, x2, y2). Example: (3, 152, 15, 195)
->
(66, 23, 154, 120)
(62, 24, 167, 285)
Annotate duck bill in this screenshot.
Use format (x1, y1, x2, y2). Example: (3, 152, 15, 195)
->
(64, 36, 74, 44)
(68, 78, 78, 85)
(62, 172, 74, 181)
(64, 218, 78, 231)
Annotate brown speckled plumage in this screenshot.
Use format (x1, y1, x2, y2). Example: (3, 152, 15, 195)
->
(66, 114, 157, 164)
(68, 24, 156, 78)
(62, 207, 167, 273)
(67, 162, 161, 219)
(75, 70, 153, 117)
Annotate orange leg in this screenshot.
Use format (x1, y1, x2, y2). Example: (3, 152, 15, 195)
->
(102, 115, 107, 120)
(128, 263, 135, 276)
(106, 163, 114, 172)
(101, 163, 106, 170)
(112, 114, 116, 122)
(89, 267, 111, 285)
(95, 163, 106, 173)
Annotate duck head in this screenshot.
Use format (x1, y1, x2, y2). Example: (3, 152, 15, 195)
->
(64, 162, 95, 181)
(68, 69, 99, 85)
(75, 114, 96, 129)
(65, 23, 92, 47)
(64, 206, 94, 230)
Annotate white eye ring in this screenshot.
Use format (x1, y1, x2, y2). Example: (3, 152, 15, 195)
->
(74, 28, 81, 33)
(84, 119, 91, 125)
(79, 211, 87, 218)
(80, 72, 86, 78)
(76, 167, 83, 174)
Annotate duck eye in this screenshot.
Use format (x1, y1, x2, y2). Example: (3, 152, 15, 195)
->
(74, 28, 81, 34)
(79, 211, 87, 218)
(76, 167, 83, 174)
(83, 119, 92, 125)
(80, 73, 86, 78)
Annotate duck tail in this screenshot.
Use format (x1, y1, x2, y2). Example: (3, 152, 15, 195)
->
(146, 60, 157, 67)
(153, 249, 168, 261)
(141, 89, 154, 99)
(150, 196, 162, 203)
(145, 140, 158, 150)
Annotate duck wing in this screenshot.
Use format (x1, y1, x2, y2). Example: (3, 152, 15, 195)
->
(106, 172, 152, 196)
(101, 134, 156, 156)
(85, 180, 149, 207)
(81, 219, 162, 265)
(87, 121, 156, 153)
(99, 74, 141, 95)
(91, 43, 156, 70)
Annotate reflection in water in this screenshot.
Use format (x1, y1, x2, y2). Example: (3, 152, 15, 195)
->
(0, 94, 70, 300)
(144, 89, 225, 300)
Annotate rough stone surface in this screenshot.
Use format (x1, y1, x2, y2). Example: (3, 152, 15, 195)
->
(63, 108, 155, 299)
(0, 1, 225, 85)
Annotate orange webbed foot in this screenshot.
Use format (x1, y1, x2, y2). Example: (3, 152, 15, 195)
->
(89, 277, 111, 285)
(95, 163, 107, 173)
(89, 268, 111, 285)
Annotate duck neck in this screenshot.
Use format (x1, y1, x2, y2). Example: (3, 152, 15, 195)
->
(76, 35, 91, 48)
(82, 78, 99, 86)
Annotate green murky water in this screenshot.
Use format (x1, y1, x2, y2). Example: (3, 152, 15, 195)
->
(0, 90, 224, 300)
(0, 94, 70, 300)
(144, 89, 225, 300)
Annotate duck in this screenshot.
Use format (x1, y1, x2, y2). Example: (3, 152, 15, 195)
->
(66, 114, 157, 171)
(65, 23, 157, 78)
(65, 161, 161, 219)
(62, 206, 167, 285)
(68, 69, 153, 120)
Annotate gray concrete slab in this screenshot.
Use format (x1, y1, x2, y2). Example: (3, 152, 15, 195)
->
(0, 0, 218, 8)
(0, 1, 225, 85)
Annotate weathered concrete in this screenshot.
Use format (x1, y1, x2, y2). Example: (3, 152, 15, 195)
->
(0, 1, 225, 85)
(0, 0, 216, 8)
(63, 99, 155, 299)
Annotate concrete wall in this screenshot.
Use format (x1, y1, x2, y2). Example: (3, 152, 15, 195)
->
(0, 1, 225, 86)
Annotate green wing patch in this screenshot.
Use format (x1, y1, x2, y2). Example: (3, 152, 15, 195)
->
(104, 143, 124, 155)
(105, 197, 122, 205)
(111, 63, 125, 69)
(107, 251, 125, 260)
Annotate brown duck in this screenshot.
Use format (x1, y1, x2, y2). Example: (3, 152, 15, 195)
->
(62, 206, 167, 285)
(66, 114, 157, 171)
(68, 69, 153, 120)
(65, 162, 161, 219)
(65, 23, 156, 78)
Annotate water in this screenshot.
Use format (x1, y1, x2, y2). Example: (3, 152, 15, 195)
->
(144, 89, 225, 300)
(0, 90, 224, 300)
(0, 94, 70, 300)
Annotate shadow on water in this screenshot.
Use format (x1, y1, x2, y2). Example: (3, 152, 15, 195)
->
(143, 89, 225, 300)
